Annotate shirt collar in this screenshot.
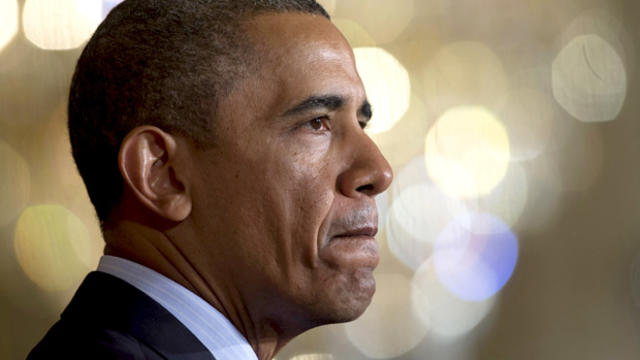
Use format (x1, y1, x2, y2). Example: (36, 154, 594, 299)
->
(98, 255, 258, 360)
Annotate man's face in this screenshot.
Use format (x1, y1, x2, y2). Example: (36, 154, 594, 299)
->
(186, 12, 392, 328)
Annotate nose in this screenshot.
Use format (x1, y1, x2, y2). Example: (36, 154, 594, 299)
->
(337, 130, 393, 199)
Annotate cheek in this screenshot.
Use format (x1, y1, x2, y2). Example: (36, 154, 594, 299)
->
(216, 154, 332, 262)
(203, 129, 338, 284)
(269, 159, 335, 260)
(253, 156, 337, 293)
(267, 140, 335, 225)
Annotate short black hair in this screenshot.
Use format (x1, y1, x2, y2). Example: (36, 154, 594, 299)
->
(68, 0, 329, 224)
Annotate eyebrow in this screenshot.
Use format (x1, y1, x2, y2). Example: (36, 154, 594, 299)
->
(283, 95, 373, 122)
(283, 95, 344, 116)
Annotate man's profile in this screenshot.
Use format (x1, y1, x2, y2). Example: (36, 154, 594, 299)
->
(28, 0, 392, 359)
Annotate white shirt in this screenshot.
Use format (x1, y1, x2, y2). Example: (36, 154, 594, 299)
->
(97, 255, 258, 360)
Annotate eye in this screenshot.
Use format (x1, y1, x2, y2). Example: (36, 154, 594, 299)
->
(307, 116, 330, 131)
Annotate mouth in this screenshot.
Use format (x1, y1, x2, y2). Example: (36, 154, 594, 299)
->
(319, 224, 380, 269)
(332, 226, 378, 239)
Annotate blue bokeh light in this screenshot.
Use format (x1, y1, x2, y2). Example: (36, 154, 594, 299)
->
(433, 212, 518, 301)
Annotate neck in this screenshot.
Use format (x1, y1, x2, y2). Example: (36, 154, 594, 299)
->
(102, 219, 294, 360)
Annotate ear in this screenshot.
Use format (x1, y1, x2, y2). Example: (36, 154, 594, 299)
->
(118, 126, 192, 222)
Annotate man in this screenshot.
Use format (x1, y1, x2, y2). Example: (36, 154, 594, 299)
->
(28, 0, 392, 359)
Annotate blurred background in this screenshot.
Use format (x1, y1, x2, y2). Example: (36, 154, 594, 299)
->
(1, 0, 640, 359)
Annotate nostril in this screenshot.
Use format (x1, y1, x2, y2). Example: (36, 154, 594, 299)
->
(356, 184, 374, 193)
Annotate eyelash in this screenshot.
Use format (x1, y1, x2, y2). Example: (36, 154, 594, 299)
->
(301, 117, 369, 132)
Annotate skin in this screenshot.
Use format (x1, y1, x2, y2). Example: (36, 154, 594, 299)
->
(103, 12, 392, 360)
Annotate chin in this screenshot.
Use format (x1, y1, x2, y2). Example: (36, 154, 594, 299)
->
(317, 268, 377, 324)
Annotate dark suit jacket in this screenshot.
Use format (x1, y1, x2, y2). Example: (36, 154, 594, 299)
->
(27, 271, 216, 359)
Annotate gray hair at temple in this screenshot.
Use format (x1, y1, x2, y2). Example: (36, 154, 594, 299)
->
(68, 0, 330, 224)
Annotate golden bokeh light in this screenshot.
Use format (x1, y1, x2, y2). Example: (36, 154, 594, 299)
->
(412, 260, 496, 339)
(500, 89, 555, 162)
(345, 273, 428, 358)
(423, 41, 509, 116)
(22, 0, 103, 50)
(0, 0, 18, 52)
(552, 34, 627, 123)
(354, 47, 410, 135)
(338, 0, 414, 44)
(14, 205, 93, 292)
(333, 18, 376, 48)
(424, 106, 511, 199)
(0, 141, 31, 227)
(289, 354, 334, 360)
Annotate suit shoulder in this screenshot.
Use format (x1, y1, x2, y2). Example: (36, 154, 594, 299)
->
(27, 320, 161, 360)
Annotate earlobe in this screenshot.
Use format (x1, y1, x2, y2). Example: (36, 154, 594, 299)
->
(118, 126, 192, 222)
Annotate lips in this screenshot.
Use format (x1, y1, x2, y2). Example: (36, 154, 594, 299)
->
(319, 223, 380, 269)
(332, 226, 378, 239)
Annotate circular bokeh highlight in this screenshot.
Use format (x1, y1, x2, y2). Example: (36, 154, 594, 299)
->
(552, 34, 627, 123)
(14, 204, 94, 292)
(345, 273, 428, 358)
(433, 213, 518, 301)
(0, 0, 18, 52)
(424, 106, 511, 199)
(354, 47, 411, 135)
(412, 259, 497, 339)
(23, 0, 103, 50)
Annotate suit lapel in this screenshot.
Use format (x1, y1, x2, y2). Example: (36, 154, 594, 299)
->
(62, 271, 216, 360)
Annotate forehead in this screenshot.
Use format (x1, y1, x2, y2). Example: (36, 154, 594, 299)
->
(246, 12, 350, 55)
(240, 12, 365, 112)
